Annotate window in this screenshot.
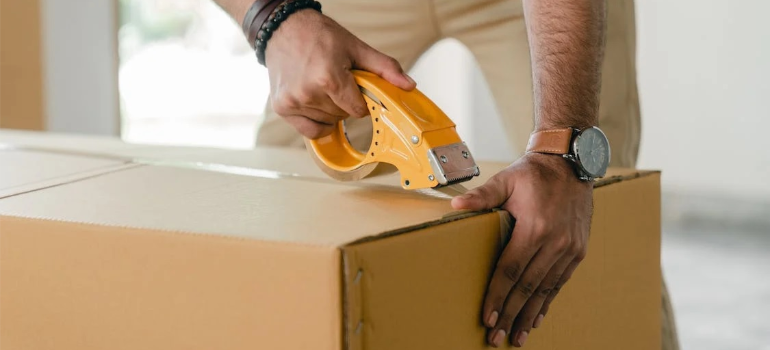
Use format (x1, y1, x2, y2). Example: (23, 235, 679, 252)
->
(116, 0, 483, 154)
(118, 0, 269, 149)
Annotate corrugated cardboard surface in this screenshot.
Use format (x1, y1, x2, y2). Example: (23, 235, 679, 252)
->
(0, 164, 463, 245)
(0, 129, 646, 192)
(0, 216, 342, 350)
(341, 212, 511, 350)
(0, 133, 661, 350)
(342, 174, 661, 350)
(0, 129, 227, 160)
(0, 148, 135, 198)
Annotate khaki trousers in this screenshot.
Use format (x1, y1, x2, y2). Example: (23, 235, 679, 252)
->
(254, 1, 679, 349)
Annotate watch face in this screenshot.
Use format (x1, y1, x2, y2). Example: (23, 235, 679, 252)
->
(574, 127, 610, 177)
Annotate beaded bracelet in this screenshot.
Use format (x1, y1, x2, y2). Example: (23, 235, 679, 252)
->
(254, 0, 323, 66)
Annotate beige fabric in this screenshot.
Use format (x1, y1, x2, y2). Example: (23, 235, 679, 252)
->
(255, 0, 640, 167)
(662, 271, 681, 350)
(253, 0, 678, 349)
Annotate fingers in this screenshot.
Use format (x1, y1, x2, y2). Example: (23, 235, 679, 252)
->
(311, 92, 354, 120)
(326, 70, 370, 119)
(283, 114, 336, 139)
(277, 106, 344, 139)
(351, 42, 416, 91)
(482, 222, 540, 347)
(508, 251, 573, 344)
(486, 249, 559, 347)
(272, 77, 353, 139)
(273, 74, 353, 114)
(484, 214, 583, 348)
(538, 256, 582, 321)
(451, 174, 512, 211)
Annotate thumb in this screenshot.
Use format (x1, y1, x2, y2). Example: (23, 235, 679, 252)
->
(351, 43, 416, 90)
(451, 175, 511, 211)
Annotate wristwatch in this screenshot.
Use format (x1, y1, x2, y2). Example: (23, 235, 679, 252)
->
(525, 126, 611, 181)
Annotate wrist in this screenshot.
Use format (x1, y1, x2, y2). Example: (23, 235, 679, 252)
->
(524, 152, 585, 183)
(245, 0, 322, 65)
(525, 125, 611, 182)
(534, 111, 597, 132)
(242, 0, 285, 49)
(266, 7, 323, 44)
(213, 0, 257, 26)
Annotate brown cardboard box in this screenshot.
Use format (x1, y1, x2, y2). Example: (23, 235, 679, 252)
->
(0, 131, 661, 350)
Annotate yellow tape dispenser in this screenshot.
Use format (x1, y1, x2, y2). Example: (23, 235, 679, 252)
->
(304, 69, 480, 196)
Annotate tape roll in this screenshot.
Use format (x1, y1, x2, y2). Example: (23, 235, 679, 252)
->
(303, 134, 397, 182)
(305, 69, 477, 191)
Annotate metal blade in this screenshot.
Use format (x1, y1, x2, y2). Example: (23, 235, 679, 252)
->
(359, 86, 386, 110)
(413, 183, 470, 200)
(427, 142, 480, 186)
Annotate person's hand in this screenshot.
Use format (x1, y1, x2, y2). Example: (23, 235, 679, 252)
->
(451, 152, 593, 347)
(263, 9, 416, 138)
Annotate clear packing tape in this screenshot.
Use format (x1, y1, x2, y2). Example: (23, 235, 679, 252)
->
(0, 143, 470, 201)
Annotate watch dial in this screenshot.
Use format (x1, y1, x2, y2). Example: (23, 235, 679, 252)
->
(574, 127, 610, 177)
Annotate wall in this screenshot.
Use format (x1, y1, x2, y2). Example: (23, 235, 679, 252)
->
(408, 39, 477, 156)
(40, 0, 120, 136)
(405, 39, 515, 164)
(634, 0, 770, 201)
(449, 0, 770, 202)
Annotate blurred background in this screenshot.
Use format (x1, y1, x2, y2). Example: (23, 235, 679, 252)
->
(1, 0, 768, 348)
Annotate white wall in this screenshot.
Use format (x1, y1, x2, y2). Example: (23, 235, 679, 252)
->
(407, 39, 481, 158)
(41, 0, 119, 135)
(41, 0, 769, 201)
(634, 0, 770, 201)
(406, 39, 515, 164)
(431, 0, 770, 201)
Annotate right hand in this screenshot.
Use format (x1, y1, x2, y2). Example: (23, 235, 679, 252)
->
(263, 9, 416, 139)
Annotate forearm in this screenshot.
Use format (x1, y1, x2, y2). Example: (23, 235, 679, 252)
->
(523, 0, 606, 131)
(212, 0, 254, 25)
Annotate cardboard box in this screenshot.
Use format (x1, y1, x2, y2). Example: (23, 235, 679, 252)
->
(0, 131, 662, 350)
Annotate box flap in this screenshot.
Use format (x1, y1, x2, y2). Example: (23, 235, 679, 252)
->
(0, 132, 656, 247)
(0, 148, 135, 198)
(118, 146, 653, 193)
(0, 129, 226, 160)
(0, 129, 652, 192)
(0, 163, 470, 247)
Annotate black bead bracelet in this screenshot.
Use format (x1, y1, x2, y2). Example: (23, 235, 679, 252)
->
(254, 0, 322, 66)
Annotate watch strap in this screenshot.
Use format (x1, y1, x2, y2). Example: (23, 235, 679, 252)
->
(242, 0, 267, 35)
(525, 128, 574, 155)
(242, 0, 285, 50)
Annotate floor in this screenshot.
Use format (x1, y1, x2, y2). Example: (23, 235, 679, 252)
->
(662, 216, 770, 350)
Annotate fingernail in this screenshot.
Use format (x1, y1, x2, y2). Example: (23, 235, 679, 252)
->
(492, 329, 506, 347)
(457, 193, 472, 200)
(533, 314, 544, 328)
(516, 331, 529, 346)
(403, 73, 415, 85)
(487, 311, 499, 327)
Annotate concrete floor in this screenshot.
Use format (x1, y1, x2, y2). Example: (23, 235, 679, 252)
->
(662, 218, 770, 350)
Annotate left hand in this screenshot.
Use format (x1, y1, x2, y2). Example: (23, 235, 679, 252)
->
(451, 152, 593, 348)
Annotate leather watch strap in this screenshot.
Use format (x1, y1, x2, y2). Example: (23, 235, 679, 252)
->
(244, 0, 285, 49)
(525, 128, 574, 155)
(241, 0, 266, 34)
